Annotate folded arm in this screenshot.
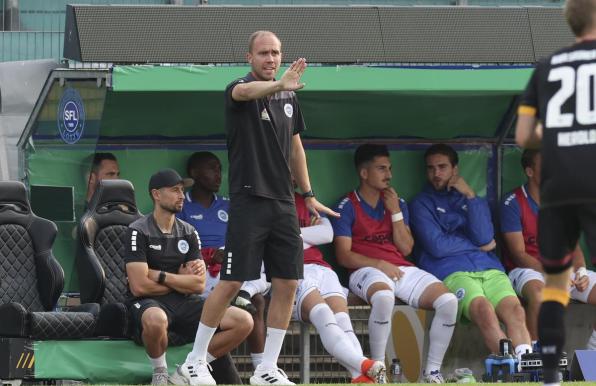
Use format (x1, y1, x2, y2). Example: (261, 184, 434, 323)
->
(411, 200, 480, 258)
(502, 232, 543, 272)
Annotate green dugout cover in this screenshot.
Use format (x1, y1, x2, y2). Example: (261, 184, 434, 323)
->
(108, 65, 533, 140)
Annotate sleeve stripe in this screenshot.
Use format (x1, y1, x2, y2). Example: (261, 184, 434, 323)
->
(130, 230, 137, 251)
(194, 230, 202, 249)
(517, 105, 537, 116)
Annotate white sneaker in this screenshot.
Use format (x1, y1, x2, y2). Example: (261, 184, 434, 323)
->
(250, 365, 295, 385)
(170, 360, 215, 386)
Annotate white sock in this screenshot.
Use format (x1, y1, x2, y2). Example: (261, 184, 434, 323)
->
(368, 290, 395, 362)
(148, 353, 167, 370)
(251, 352, 264, 369)
(335, 311, 364, 356)
(206, 352, 216, 363)
(309, 303, 365, 378)
(587, 329, 596, 350)
(241, 278, 268, 298)
(186, 322, 217, 363)
(515, 343, 533, 362)
(260, 327, 287, 370)
(425, 293, 457, 373)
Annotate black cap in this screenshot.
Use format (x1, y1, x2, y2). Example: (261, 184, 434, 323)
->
(148, 168, 194, 192)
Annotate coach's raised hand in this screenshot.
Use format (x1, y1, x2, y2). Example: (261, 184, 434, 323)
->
(279, 58, 307, 91)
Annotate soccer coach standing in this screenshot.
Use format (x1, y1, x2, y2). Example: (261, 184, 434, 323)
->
(174, 31, 338, 386)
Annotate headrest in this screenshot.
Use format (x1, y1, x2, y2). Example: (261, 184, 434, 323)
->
(0, 181, 30, 213)
(88, 179, 138, 214)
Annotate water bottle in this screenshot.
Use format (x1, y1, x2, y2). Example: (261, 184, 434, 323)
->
(390, 358, 402, 383)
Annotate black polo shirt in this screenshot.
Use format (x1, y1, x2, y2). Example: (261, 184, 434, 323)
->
(124, 214, 202, 273)
(224, 72, 306, 201)
(520, 40, 596, 207)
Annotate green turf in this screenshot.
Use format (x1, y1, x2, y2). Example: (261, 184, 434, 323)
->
(295, 383, 595, 386)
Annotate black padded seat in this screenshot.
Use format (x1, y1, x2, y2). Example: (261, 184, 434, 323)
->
(0, 181, 97, 339)
(77, 179, 142, 337)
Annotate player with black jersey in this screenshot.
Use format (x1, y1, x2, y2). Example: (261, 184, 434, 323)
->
(516, 1, 596, 384)
(176, 31, 337, 386)
(125, 169, 252, 385)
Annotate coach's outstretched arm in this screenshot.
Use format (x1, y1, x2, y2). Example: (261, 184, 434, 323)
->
(232, 58, 306, 101)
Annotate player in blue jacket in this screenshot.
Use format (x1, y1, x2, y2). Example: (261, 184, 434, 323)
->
(410, 144, 532, 361)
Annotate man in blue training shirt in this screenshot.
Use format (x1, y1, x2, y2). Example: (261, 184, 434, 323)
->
(409, 144, 532, 361)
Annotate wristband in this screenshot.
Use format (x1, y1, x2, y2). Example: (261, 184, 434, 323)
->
(391, 212, 404, 223)
(302, 190, 315, 199)
(158, 271, 167, 284)
(576, 267, 588, 279)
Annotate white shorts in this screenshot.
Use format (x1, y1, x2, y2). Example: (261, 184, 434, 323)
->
(292, 264, 348, 321)
(201, 263, 271, 299)
(349, 265, 440, 308)
(508, 267, 596, 303)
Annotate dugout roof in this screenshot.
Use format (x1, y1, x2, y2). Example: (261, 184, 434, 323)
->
(20, 65, 532, 145)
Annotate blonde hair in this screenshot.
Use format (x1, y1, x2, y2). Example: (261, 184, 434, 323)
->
(248, 31, 280, 53)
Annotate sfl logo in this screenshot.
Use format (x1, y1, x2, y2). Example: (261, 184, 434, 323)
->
(57, 88, 85, 144)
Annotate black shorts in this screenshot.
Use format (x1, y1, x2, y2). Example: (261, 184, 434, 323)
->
(128, 292, 204, 344)
(538, 203, 596, 273)
(221, 194, 303, 282)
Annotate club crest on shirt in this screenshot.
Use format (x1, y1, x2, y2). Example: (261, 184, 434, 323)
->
(455, 288, 466, 301)
(178, 240, 189, 254)
(284, 103, 293, 118)
(218, 209, 229, 222)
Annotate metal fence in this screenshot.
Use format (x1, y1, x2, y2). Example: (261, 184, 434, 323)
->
(1, 31, 62, 61)
(1, 0, 173, 61)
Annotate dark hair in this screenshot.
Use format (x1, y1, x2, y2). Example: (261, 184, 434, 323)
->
(354, 144, 390, 170)
(186, 151, 220, 176)
(91, 152, 117, 174)
(565, 0, 596, 37)
(520, 148, 540, 170)
(424, 144, 458, 166)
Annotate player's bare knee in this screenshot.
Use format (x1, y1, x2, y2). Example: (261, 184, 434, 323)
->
(367, 282, 392, 300)
(524, 280, 544, 301)
(223, 306, 254, 334)
(470, 298, 497, 325)
(142, 309, 168, 333)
